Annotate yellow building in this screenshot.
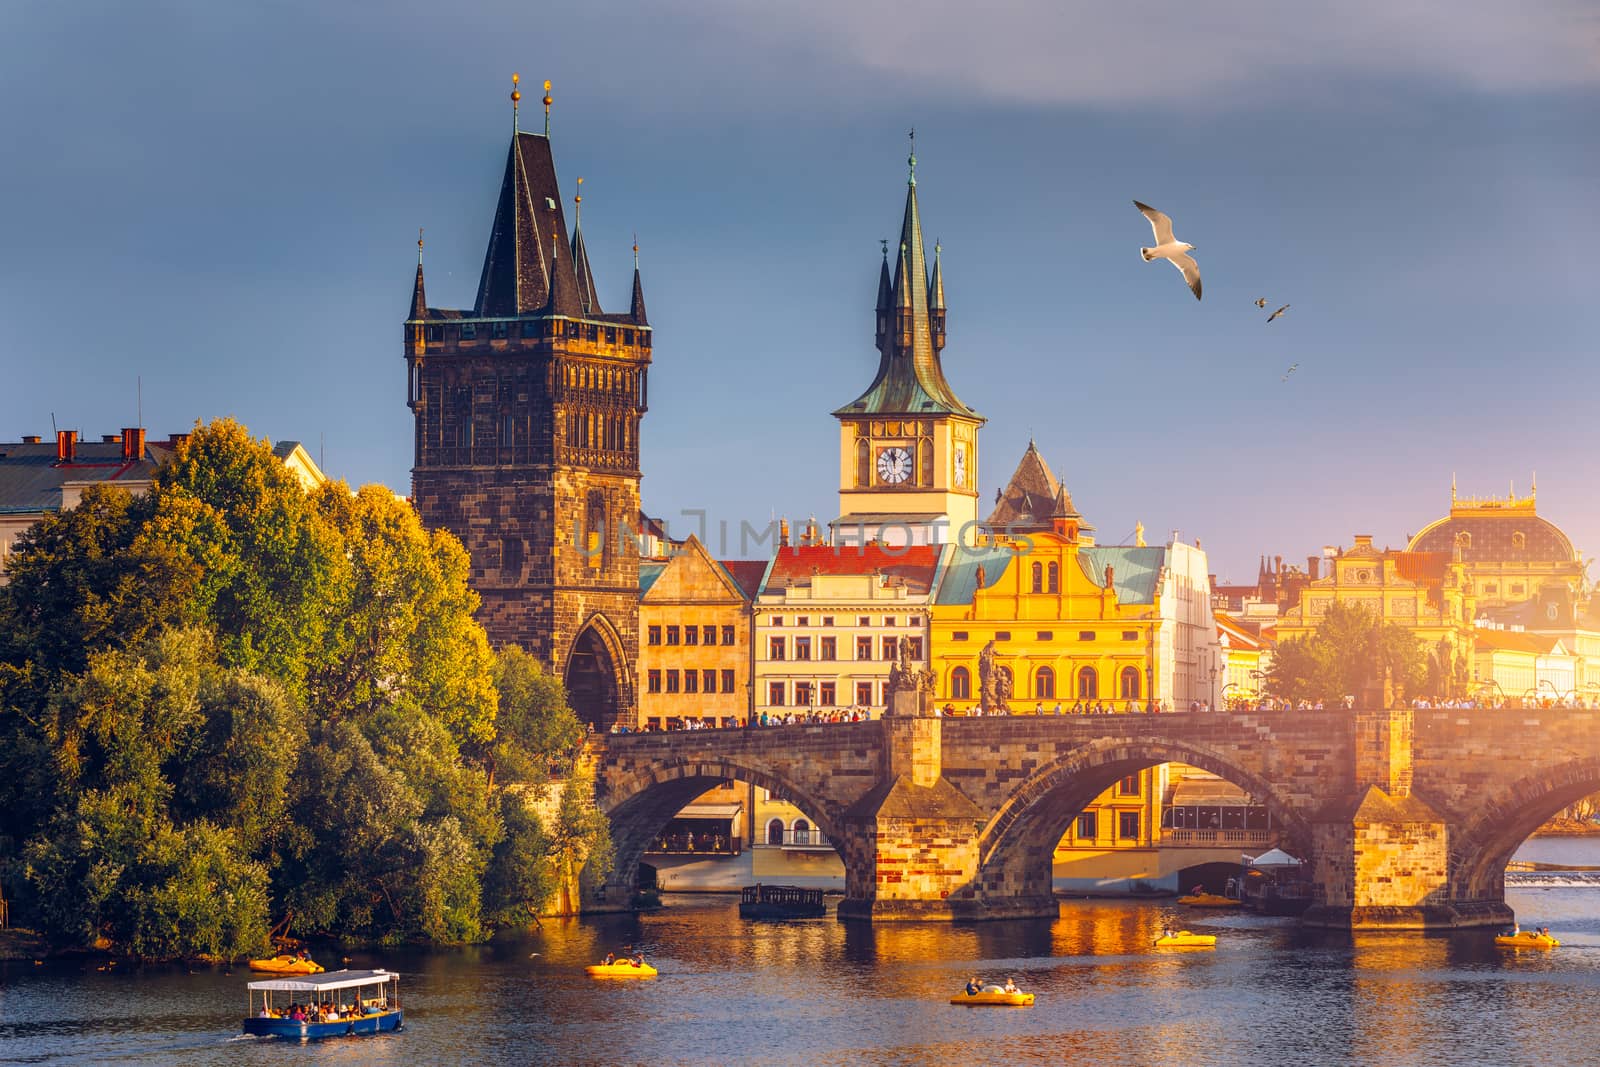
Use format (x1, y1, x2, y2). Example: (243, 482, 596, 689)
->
(1216, 611, 1271, 709)
(1272, 534, 1475, 683)
(637, 535, 763, 730)
(1407, 482, 1585, 610)
(1472, 629, 1578, 703)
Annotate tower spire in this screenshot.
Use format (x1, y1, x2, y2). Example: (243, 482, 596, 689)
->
(629, 235, 648, 326)
(511, 73, 521, 135)
(929, 239, 946, 351)
(570, 177, 600, 315)
(410, 228, 427, 319)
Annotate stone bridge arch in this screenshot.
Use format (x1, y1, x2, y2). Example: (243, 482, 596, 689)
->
(588, 754, 846, 908)
(1449, 754, 1600, 901)
(969, 736, 1315, 905)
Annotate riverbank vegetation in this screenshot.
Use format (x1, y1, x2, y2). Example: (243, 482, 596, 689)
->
(0, 420, 609, 960)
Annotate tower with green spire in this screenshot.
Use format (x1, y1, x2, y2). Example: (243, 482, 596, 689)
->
(832, 143, 984, 546)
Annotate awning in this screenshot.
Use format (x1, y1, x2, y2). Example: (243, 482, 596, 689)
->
(1169, 779, 1254, 806)
(675, 803, 743, 820)
(247, 969, 397, 993)
(1246, 848, 1303, 869)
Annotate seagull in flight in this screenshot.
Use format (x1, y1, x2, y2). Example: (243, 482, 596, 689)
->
(1281, 362, 1300, 382)
(1266, 303, 1291, 323)
(1133, 201, 1201, 301)
(1255, 298, 1266, 308)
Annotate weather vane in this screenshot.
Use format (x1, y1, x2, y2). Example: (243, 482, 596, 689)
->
(575, 176, 584, 224)
(417, 227, 424, 265)
(543, 79, 553, 137)
(907, 127, 916, 186)
(511, 73, 521, 133)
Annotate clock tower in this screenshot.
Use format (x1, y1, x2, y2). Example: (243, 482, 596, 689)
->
(832, 147, 983, 546)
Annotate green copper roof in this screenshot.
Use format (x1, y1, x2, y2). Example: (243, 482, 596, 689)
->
(1077, 547, 1168, 605)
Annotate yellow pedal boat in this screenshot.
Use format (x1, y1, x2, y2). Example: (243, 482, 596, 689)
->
(586, 961, 658, 978)
(247, 955, 325, 975)
(1495, 931, 1559, 949)
(1154, 931, 1217, 948)
(951, 989, 1034, 1006)
(1177, 893, 1240, 908)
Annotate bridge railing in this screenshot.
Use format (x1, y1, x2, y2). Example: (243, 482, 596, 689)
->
(1161, 828, 1277, 848)
(760, 829, 835, 851)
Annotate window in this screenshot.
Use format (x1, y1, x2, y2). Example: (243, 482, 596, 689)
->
(856, 636, 873, 660)
(1076, 812, 1097, 840)
(722, 625, 735, 645)
(768, 682, 786, 706)
(647, 670, 662, 693)
(769, 636, 786, 660)
(767, 819, 785, 846)
(1047, 562, 1059, 593)
(795, 636, 812, 661)
(1120, 666, 1142, 700)
(522, 320, 539, 338)
(856, 682, 874, 706)
(703, 669, 717, 693)
(666, 625, 680, 645)
(858, 616, 871, 626)
(1031, 562, 1043, 593)
(1077, 666, 1098, 699)
(722, 669, 736, 693)
(1122, 631, 1139, 642)
(1512, 531, 1527, 549)
(666, 670, 680, 694)
(820, 636, 837, 660)
(1117, 775, 1140, 797)
(905, 637, 923, 660)
(703, 625, 717, 645)
(1118, 811, 1141, 840)
(1037, 631, 1053, 641)
(647, 626, 662, 646)
(684, 625, 699, 646)
(772, 617, 784, 627)
(491, 321, 508, 339)
(500, 537, 522, 575)
(1512, 584, 1525, 596)
(822, 617, 835, 627)
(951, 666, 971, 699)
(684, 671, 699, 694)
(883, 617, 896, 628)
(856, 439, 870, 487)
(1079, 631, 1096, 641)
(795, 681, 814, 706)
(1035, 666, 1056, 699)
(797, 617, 809, 627)
(953, 631, 969, 641)
(460, 323, 477, 339)
(793, 819, 813, 846)
(996, 631, 1011, 641)
(820, 682, 836, 705)
(882, 636, 898, 661)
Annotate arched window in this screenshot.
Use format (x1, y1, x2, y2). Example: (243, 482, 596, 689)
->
(792, 818, 812, 846)
(1120, 666, 1141, 700)
(1031, 562, 1044, 593)
(766, 818, 784, 846)
(918, 438, 933, 486)
(1047, 562, 1059, 593)
(1035, 666, 1056, 699)
(856, 439, 870, 487)
(1077, 666, 1098, 699)
(951, 666, 971, 699)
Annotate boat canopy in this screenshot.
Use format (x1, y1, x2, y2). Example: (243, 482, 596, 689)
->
(246, 969, 397, 993)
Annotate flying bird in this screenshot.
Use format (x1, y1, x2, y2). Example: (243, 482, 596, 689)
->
(1266, 303, 1290, 323)
(1255, 298, 1266, 308)
(1133, 201, 1201, 300)
(1281, 362, 1300, 382)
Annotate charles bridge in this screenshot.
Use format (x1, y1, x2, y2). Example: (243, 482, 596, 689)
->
(586, 704, 1600, 929)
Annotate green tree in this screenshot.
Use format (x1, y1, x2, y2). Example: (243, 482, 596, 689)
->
(482, 793, 555, 927)
(479, 645, 583, 788)
(1265, 602, 1426, 705)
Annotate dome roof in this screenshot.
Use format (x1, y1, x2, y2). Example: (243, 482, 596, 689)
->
(1407, 500, 1575, 564)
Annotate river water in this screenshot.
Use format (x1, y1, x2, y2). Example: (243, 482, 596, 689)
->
(4, 839, 1600, 1067)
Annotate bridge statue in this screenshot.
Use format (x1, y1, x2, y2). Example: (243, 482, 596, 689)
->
(589, 701, 1598, 932)
(978, 639, 998, 712)
(886, 641, 933, 717)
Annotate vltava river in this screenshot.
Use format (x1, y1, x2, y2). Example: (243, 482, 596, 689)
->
(4, 838, 1600, 1066)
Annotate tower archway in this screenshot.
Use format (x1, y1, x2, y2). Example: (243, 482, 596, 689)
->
(564, 615, 628, 730)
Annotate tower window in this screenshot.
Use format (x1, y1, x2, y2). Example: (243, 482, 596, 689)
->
(1047, 562, 1059, 593)
(460, 324, 477, 340)
(491, 322, 508, 339)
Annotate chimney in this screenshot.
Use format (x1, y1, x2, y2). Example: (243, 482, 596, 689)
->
(1307, 555, 1320, 580)
(779, 517, 790, 548)
(55, 429, 78, 463)
(21, 435, 41, 444)
(1274, 554, 1283, 573)
(122, 427, 146, 462)
(171, 432, 190, 450)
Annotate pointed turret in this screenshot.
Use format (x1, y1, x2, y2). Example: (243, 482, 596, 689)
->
(569, 180, 601, 315)
(874, 243, 892, 350)
(929, 240, 946, 351)
(543, 228, 583, 317)
(410, 234, 428, 320)
(834, 141, 977, 420)
(629, 241, 648, 326)
(475, 133, 584, 317)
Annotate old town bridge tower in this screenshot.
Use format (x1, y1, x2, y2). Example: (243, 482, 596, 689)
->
(404, 94, 649, 729)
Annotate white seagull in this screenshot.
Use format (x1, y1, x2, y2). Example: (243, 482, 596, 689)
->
(1281, 362, 1300, 382)
(1266, 303, 1290, 323)
(1254, 298, 1267, 308)
(1133, 200, 1201, 301)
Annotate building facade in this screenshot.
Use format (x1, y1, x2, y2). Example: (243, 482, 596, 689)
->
(1407, 484, 1585, 610)
(406, 116, 650, 729)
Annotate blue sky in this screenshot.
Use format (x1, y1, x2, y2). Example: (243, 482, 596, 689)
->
(3, 1, 1597, 583)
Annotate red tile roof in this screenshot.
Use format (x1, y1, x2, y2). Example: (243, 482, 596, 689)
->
(761, 544, 942, 596)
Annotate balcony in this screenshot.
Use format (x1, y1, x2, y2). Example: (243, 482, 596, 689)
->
(1161, 828, 1278, 848)
(764, 829, 836, 852)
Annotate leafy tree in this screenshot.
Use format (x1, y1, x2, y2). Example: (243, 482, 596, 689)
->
(482, 793, 555, 927)
(1266, 602, 1427, 705)
(478, 645, 583, 787)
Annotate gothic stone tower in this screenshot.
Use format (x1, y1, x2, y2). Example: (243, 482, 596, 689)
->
(405, 122, 650, 730)
(832, 148, 983, 547)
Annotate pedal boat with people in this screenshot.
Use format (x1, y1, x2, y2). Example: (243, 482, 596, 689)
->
(243, 969, 402, 1040)
(1495, 930, 1560, 949)
(1176, 892, 1240, 908)
(950, 987, 1034, 1006)
(1153, 930, 1217, 948)
(247, 954, 325, 975)
(586, 958, 658, 978)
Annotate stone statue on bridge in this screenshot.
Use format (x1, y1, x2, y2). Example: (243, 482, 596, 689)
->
(979, 638, 998, 713)
(886, 640, 934, 716)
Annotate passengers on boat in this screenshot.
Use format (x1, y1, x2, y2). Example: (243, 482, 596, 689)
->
(1003, 978, 1018, 994)
(602, 953, 616, 965)
(965, 976, 982, 996)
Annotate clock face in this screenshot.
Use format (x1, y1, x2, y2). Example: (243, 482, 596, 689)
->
(953, 447, 967, 487)
(876, 446, 913, 485)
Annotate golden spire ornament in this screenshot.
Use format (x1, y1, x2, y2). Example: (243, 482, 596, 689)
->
(511, 73, 521, 133)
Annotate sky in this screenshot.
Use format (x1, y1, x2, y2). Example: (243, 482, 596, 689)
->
(3, 0, 1598, 583)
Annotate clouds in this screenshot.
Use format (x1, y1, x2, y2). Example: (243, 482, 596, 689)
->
(685, 0, 1600, 110)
